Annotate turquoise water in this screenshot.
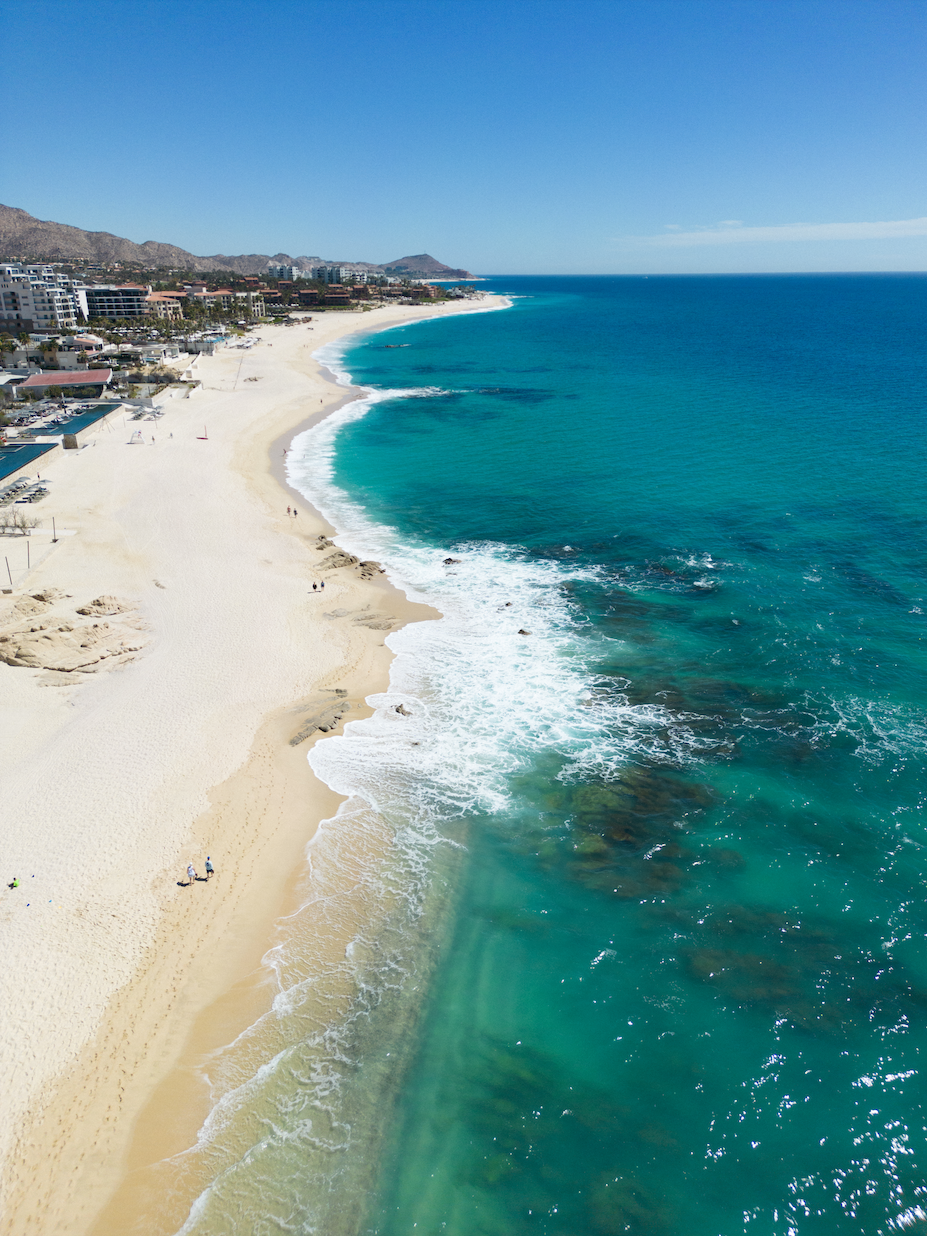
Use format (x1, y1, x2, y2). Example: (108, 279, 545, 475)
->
(171, 276, 927, 1236)
(314, 277, 927, 1235)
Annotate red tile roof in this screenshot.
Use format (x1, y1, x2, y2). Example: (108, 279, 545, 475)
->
(21, 369, 113, 387)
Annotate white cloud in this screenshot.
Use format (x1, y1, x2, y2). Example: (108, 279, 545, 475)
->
(621, 217, 927, 247)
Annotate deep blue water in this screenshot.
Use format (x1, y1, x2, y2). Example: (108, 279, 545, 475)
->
(321, 276, 927, 1236)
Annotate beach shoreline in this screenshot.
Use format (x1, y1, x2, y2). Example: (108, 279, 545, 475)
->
(0, 294, 509, 1235)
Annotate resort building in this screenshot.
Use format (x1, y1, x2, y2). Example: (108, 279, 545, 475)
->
(0, 264, 84, 333)
(188, 289, 265, 317)
(19, 368, 114, 397)
(267, 263, 297, 280)
(241, 290, 266, 317)
(145, 292, 184, 321)
(83, 285, 152, 319)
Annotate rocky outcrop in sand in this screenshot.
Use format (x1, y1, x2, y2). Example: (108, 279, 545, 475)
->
(322, 604, 397, 631)
(288, 691, 352, 745)
(319, 550, 360, 571)
(75, 596, 132, 617)
(0, 593, 146, 672)
(315, 546, 384, 580)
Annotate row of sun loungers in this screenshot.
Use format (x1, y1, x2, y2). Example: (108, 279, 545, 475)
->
(15, 484, 49, 503)
(0, 479, 49, 505)
(0, 479, 33, 505)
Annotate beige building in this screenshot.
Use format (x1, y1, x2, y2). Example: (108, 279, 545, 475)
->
(145, 292, 184, 321)
(190, 289, 265, 317)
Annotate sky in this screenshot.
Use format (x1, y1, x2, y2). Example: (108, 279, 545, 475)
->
(4, 0, 926, 273)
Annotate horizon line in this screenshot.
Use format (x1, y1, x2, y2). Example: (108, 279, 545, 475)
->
(476, 269, 927, 277)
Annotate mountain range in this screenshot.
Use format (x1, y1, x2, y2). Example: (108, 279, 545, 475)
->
(0, 205, 472, 279)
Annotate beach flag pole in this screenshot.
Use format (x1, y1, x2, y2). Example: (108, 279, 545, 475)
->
(52, 517, 57, 543)
(5, 557, 12, 587)
(26, 539, 30, 570)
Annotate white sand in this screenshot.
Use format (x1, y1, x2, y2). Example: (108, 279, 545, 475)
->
(0, 295, 507, 1232)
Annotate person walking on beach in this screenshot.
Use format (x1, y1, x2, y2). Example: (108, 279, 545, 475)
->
(287, 505, 291, 516)
(186, 863, 197, 886)
(312, 582, 317, 591)
(293, 508, 298, 519)
(205, 857, 214, 879)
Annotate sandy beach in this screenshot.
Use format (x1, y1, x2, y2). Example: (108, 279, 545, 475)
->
(0, 295, 507, 1235)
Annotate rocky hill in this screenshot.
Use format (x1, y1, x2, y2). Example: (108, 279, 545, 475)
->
(0, 205, 472, 279)
(382, 253, 471, 278)
(0, 205, 219, 271)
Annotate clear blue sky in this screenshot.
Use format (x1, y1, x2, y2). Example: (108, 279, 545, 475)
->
(6, 0, 926, 273)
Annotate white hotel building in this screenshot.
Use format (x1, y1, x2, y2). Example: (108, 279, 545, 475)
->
(0, 264, 86, 333)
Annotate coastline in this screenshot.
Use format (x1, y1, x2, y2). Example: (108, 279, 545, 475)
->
(0, 294, 509, 1235)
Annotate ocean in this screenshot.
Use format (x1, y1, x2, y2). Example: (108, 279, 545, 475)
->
(173, 275, 927, 1236)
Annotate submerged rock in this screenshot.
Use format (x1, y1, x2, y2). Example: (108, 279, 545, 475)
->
(548, 769, 714, 900)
